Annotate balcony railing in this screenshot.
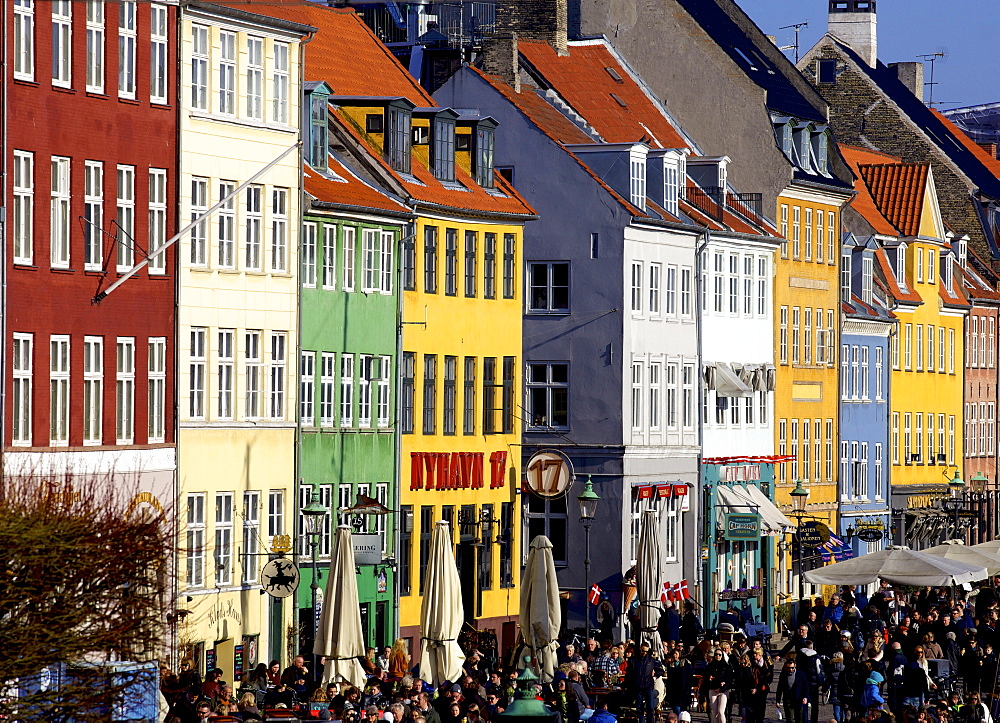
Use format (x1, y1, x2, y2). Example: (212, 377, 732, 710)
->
(687, 185, 763, 225)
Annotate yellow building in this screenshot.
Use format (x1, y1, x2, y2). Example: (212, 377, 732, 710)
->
(842, 148, 968, 535)
(771, 123, 855, 603)
(176, 3, 313, 679)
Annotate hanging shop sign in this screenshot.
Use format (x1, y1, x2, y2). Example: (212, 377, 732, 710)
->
(718, 586, 763, 601)
(724, 513, 761, 541)
(798, 521, 831, 548)
(353, 534, 383, 565)
(261, 559, 300, 598)
(523, 450, 575, 498)
(857, 528, 883, 543)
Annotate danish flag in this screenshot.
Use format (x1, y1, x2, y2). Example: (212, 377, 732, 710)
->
(589, 584, 603, 605)
(660, 582, 671, 603)
(680, 580, 691, 600)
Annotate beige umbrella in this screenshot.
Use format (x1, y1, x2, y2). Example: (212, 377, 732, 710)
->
(519, 535, 561, 683)
(419, 521, 465, 685)
(924, 539, 1000, 577)
(636, 509, 664, 652)
(314, 525, 367, 689)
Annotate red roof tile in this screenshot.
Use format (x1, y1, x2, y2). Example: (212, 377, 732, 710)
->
(857, 162, 929, 238)
(931, 109, 1000, 179)
(304, 155, 411, 216)
(839, 146, 900, 237)
(518, 41, 689, 149)
(874, 248, 922, 304)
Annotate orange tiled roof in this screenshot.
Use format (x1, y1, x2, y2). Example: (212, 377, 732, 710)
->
(874, 248, 922, 304)
(304, 155, 411, 216)
(242, 1, 433, 104)
(839, 146, 900, 237)
(518, 41, 689, 149)
(856, 162, 929, 238)
(931, 109, 1000, 179)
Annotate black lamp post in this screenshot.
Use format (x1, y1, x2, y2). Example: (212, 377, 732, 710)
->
(577, 476, 600, 644)
(789, 479, 809, 609)
(301, 490, 328, 676)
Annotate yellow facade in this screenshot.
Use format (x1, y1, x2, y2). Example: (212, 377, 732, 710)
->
(177, 6, 309, 678)
(773, 187, 851, 600)
(398, 213, 524, 651)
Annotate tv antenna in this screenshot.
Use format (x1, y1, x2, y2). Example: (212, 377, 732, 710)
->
(779, 21, 809, 64)
(918, 52, 947, 108)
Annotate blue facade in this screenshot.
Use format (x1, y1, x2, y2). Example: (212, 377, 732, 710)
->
(838, 236, 894, 557)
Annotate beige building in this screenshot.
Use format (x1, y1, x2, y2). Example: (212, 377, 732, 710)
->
(176, 2, 313, 679)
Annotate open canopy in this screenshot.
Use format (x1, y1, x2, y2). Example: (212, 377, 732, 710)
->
(803, 545, 986, 586)
(922, 539, 1000, 577)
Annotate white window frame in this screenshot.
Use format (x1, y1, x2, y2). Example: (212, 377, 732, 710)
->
(51, 156, 71, 269)
(269, 332, 286, 420)
(12, 333, 33, 446)
(219, 30, 236, 116)
(340, 354, 355, 427)
(148, 337, 166, 443)
(302, 222, 317, 288)
(86, 0, 104, 93)
(13, 151, 34, 265)
(342, 226, 356, 291)
(320, 352, 336, 428)
(190, 176, 208, 267)
(186, 493, 206, 588)
(949, 328, 956, 374)
(245, 185, 262, 271)
(50, 335, 70, 446)
(780, 306, 788, 364)
(631, 261, 643, 313)
(650, 263, 663, 316)
(322, 224, 337, 289)
(358, 355, 373, 429)
(118, 0, 136, 98)
(215, 180, 235, 270)
(860, 346, 869, 400)
(191, 23, 208, 111)
(115, 337, 135, 445)
(245, 331, 262, 420)
(380, 230, 394, 294)
(14, 0, 35, 81)
(267, 490, 284, 540)
(362, 228, 381, 292)
(116, 164, 135, 272)
(189, 327, 206, 420)
(273, 42, 289, 124)
(271, 188, 288, 272)
(148, 169, 167, 274)
(218, 329, 234, 420)
(215, 492, 234, 586)
(242, 491, 260, 584)
(631, 361, 643, 432)
(246, 36, 264, 120)
(827, 211, 836, 264)
(804, 208, 813, 261)
(875, 345, 884, 400)
(681, 267, 693, 318)
(666, 362, 678, 430)
(83, 336, 103, 445)
(150, 4, 168, 104)
(649, 362, 661, 430)
(52, 0, 72, 87)
(377, 355, 391, 429)
(300, 351, 315, 426)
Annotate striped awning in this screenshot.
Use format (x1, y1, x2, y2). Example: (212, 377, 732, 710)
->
(820, 533, 855, 563)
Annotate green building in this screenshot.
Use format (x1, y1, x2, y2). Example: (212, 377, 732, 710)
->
(296, 82, 414, 652)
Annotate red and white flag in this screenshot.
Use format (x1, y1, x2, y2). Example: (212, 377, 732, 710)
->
(589, 583, 603, 605)
(680, 580, 691, 600)
(660, 582, 671, 603)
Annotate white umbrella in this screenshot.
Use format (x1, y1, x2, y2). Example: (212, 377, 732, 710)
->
(314, 525, 367, 689)
(803, 545, 986, 587)
(971, 540, 1000, 559)
(419, 521, 465, 685)
(519, 535, 561, 683)
(923, 539, 1000, 577)
(636, 509, 664, 652)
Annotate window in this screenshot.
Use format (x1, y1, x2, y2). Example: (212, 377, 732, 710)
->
(422, 355, 436, 434)
(381, 230, 394, 294)
(828, 211, 836, 263)
(191, 24, 208, 110)
(300, 222, 317, 287)
(917, 248, 924, 283)
(683, 364, 695, 428)
(666, 363, 678, 429)
(728, 254, 739, 314)
(649, 362, 661, 430)
(340, 354, 354, 427)
(118, 1, 136, 98)
(483, 357, 497, 434)
(247, 36, 264, 120)
(387, 106, 412, 174)
(418, 506, 433, 593)
(665, 157, 681, 216)
(50, 156, 70, 268)
(804, 309, 812, 365)
(780, 306, 788, 364)
(813, 419, 822, 482)
(475, 125, 495, 188)
(342, 226, 356, 291)
(49, 335, 71, 445)
(85, 0, 104, 92)
(631, 362, 643, 431)
(245, 331, 262, 419)
(423, 226, 438, 293)
(245, 185, 262, 270)
(527, 363, 569, 429)
(445, 229, 458, 296)
(189, 176, 207, 267)
(928, 249, 936, 283)
(892, 412, 900, 464)
(189, 327, 206, 419)
(13, 151, 34, 265)
(778, 419, 788, 484)
(186, 494, 205, 587)
(791, 419, 799, 480)
(83, 337, 103, 445)
(273, 42, 289, 124)
(14, 0, 34, 81)
(12, 334, 33, 446)
(267, 490, 284, 541)
(651, 264, 664, 316)
(791, 307, 800, 364)
(904, 323, 913, 370)
(841, 250, 852, 301)
(401, 352, 415, 434)
(861, 346, 870, 399)
(818, 58, 837, 83)
(115, 338, 135, 444)
(805, 208, 814, 260)
(712, 253, 723, 313)
(780, 204, 789, 257)
(682, 267, 693, 317)
(631, 262, 643, 312)
(149, 4, 168, 103)
(148, 169, 167, 273)
(991, 318, 996, 368)
(503, 234, 516, 299)
(269, 333, 286, 419)
(484, 233, 497, 300)
(146, 337, 166, 443)
(939, 327, 946, 372)
(443, 356, 457, 435)
(895, 245, 907, 289)
(219, 31, 236, 115)
(433, 118, 456, 182)
(826, 419, 834, 482)
(51, 0, 72, 86)
(358, 356, 372, 429)
(464, 231, 478, 297)
(377, 355, 391, 429)
(216, 329, 234, 420)
(80, 161, 105, 271)
(802, 420, 811, 483)
(463, 357, 476, 435)
(840, 344, 849, 401)
(320, 224, 336, 290)
(271, 189, 288, 272)
(904, 413, 912, 463)
(949, 328, 956, 373)
(815, 213, 825, 263)
(399, 505, 412, 596)
(743, 256, 753, 315)
(242, 491, 260, 584)
(360, 228, 381, 292)
(215, 493, 233, 585)
(320, 353, 335, 428)
(528, 262, 569, 313)
(916, 414, 924, 463)
(792, 207, 801, 258)
(927, 324, 935, 371)
(949, 415, 956, 464)
(630, 156, 646, 209)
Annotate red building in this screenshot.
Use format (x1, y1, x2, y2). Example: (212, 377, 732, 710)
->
(5, 0, 176, 503)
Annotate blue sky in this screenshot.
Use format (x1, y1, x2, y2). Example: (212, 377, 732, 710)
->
(738, 0, 1000, 110)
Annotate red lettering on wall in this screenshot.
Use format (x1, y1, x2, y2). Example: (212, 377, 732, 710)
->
(490, 451, 508, 489)
(410, 453, 424, 490)
(409, 452, 505, 490)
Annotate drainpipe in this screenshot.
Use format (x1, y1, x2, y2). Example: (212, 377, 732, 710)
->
(694, 228, 710, 628)
(1, 0, 10, 479)
(170, 3, 183, 670)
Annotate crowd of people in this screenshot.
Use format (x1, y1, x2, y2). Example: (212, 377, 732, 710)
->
(158, 582, 1000, 723)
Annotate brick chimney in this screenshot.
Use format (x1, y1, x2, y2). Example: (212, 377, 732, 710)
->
(496, 0, 568, 55)
(888, 61, 924, 100)
(979, 143, 999, 160)
(828, 0, 877, 67)
(481, 33, 521, 93)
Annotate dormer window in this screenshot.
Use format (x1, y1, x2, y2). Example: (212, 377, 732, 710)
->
(386, 104, 412, 174)
(432, 117, 456, 182)
(944, 255, 954, 291)
(630, 153, 647, 211)
(841, 249, 852, 302)
(308, 91, 329, 172)
(794, 123, 814, 172)
(811, 130, 830, 175)
(782, 123, 794, 158)
(473, 122, 496, 188)
(664, 153, 684, 217)
(958, 237, 968, 267)
(895, 243, 908, 289)
(862, 255, 874, 304)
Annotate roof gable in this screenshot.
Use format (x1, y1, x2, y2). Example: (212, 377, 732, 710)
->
(856, 161, 930, 238)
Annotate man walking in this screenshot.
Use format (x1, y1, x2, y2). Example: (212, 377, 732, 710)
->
(628, 642, 663, 723)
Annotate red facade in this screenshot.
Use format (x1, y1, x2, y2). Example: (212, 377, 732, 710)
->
(5, 0, 176, 452)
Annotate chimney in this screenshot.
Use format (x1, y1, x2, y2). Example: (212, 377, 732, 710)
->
(888, 61, 924, 100)
(496, 0, 568, 55)
(828, 0, 877, 67)
(481, 33, 521, 93)
(978, 143, 999, 160)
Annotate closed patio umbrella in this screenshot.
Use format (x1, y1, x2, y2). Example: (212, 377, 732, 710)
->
(519, 535, 561, 683)
(923, 539, 1000, 577)
(314, 525, 367, 689)
(419, 521, 465, 686)
(803, 545, 985, 587)
(636, 509, 663, 652)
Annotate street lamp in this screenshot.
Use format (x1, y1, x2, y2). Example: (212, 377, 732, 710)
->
(577, 476, 600, 644)
(789, 480, 810, 611)
(301, 489, 329, 676)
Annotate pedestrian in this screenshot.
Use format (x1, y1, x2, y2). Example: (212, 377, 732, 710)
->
(796, 641, 823, 723)
(740, 650, 770, 723)
(776, 659, 807, 723)
(629, 642, 664, 723)
(705, 647, 734, 723)
(681, 602, 704, 649)
(827, 653, 846, 723)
